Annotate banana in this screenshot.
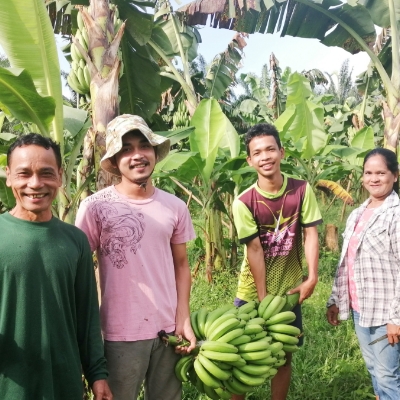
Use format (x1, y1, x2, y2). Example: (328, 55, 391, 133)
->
(237, 340, 271, 353)
(251, 356, 278, 365)
(248, 309, 258, 319)
(70, 42, 82, 62)
(193, 358, 221, 389)
(200, 350, 241, 363)
(203, 384, 220, 400)
(208, 318, 240, 341)
(237, 300, 256, 315)
(276, 350, 286, 359)
(266, 324, 301, 337)
(222, 379, 244, 395)
(77, 10, 84, 31)
(215, 386, 233, 399)
(240, 349, 272, 361)
(81, 27, 89, 50)
(249, 331, 268, 341)
(232, 367, 266, 386)
(207, 313, 239, 339)
(239, 363, 271, 376)
(274, 358, 286, 367)
(237, 313, 250, 321)
(265, 311, 297, 326)
(269, 332, 299, 345)
(77, 66, 89, 92)
(67, 71, 85, 94)
(262, 296, 285, 321)
(238, 319, 247, 328)
(226, 376, 254, 394)
(174, 355, 192, 382)
(79, 59, 86, 69)
(197, 353, 231, 381)
(200, 341, 238, 354)
(229, 334, 251, 346)
(248, 317, 265, 326)
(205, 304, 236, 336)
(225, 357, 247, 368)
(217, 328, 244, 344)
(268, 341, 284, 354)
(268, 367, 278, 376)
(214, 361, 233, 370)
(281, 292, 300, 312)
(243, 324, 263, 335)
(282, 344, 299, 353)
(258, 294, 275, 318)
(196, 308, 208, 339)
(190, 311, 202, 340)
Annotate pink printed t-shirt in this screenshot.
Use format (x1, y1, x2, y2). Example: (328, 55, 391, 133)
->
(75, 186, 196, 341)
(346, 207, 376, 312)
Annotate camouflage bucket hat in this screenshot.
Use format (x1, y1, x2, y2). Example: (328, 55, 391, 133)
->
(100, 114, 170, 176)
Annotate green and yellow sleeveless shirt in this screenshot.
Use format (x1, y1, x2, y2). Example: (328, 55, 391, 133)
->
(233, 174, 322, 301)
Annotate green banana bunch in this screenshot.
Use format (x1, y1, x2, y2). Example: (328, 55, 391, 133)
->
(170, 298, 303, 398)
(172, 101, 190, 129)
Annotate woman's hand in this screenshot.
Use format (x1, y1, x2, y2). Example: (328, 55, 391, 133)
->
(387, 323, 400, 345)
(326, 304, 340, 326)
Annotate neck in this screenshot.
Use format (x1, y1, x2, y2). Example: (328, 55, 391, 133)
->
(10, 207, 53, 222)
(115, 178, 155, 200)
(257, 173, 284, 194)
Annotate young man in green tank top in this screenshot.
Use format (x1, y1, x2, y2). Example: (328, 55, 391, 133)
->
(232, 124, 322, 400)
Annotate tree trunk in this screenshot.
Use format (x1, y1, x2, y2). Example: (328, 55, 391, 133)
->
(74, 1, 125, 193)
(204, 205, 226, 282)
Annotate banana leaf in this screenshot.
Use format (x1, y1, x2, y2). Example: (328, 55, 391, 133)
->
(0, 0, 64, 150)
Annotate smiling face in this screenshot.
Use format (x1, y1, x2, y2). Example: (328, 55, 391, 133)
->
(6, 145, 62, 222)
(246, 134, 284, 180)
(112, 131, 156, 185)
(363, 154, 398, 202)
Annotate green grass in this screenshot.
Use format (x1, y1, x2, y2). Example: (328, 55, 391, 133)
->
(183, 201, 375, 399)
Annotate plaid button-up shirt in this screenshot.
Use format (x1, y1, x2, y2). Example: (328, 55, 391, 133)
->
(327, 191, 400, 327)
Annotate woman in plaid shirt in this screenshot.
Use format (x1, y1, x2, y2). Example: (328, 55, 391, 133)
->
(326, 148, 400, 400)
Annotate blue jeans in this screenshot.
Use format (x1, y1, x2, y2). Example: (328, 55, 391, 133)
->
(353, 310, 400, 399)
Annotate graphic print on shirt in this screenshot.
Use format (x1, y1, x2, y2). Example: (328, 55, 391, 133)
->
(91, 201, 145, 269)
(256, 194, 298, 258)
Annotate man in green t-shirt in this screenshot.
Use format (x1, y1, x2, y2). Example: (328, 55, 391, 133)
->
(232, 124, 322, 400)
(0, 133, 112, 400)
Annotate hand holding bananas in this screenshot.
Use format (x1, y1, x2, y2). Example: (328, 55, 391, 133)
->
(158, 293, 301, 399)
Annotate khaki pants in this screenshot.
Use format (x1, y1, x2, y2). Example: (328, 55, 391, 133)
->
(104, 337, 182, 400)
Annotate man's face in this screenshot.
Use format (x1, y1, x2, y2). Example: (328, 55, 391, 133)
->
(246, 135, 284, 179)
(113, 131, 156, 184)
(6, 145, 62, 221)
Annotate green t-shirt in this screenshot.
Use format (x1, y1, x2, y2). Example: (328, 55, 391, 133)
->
(233, 175, 322, 300)
(0, 213, 107, 399)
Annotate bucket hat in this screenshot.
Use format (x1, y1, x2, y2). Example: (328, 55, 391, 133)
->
(100, 114, 170, 176)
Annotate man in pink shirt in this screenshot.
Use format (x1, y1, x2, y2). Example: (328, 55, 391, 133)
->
(76, 114, 196, 400)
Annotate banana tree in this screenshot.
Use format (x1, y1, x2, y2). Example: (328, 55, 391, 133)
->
(155, 98, 240, 280)
(180, 0, 400, 157)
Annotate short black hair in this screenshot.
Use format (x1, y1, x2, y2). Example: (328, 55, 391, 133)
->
(363, 148, 399, 192)
(244, 123, 282, 156)
(7, 133, 62, 168)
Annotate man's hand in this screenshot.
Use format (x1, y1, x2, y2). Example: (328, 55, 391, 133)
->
(326, 304, 340, 326)
(175, 317, 196, 355)
(387, 323, 400, 345)
(92, 379, 113, 400)
(287, 277, 317, 304)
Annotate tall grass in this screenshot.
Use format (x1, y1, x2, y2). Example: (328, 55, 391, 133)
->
(183, 200, 375, 399)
